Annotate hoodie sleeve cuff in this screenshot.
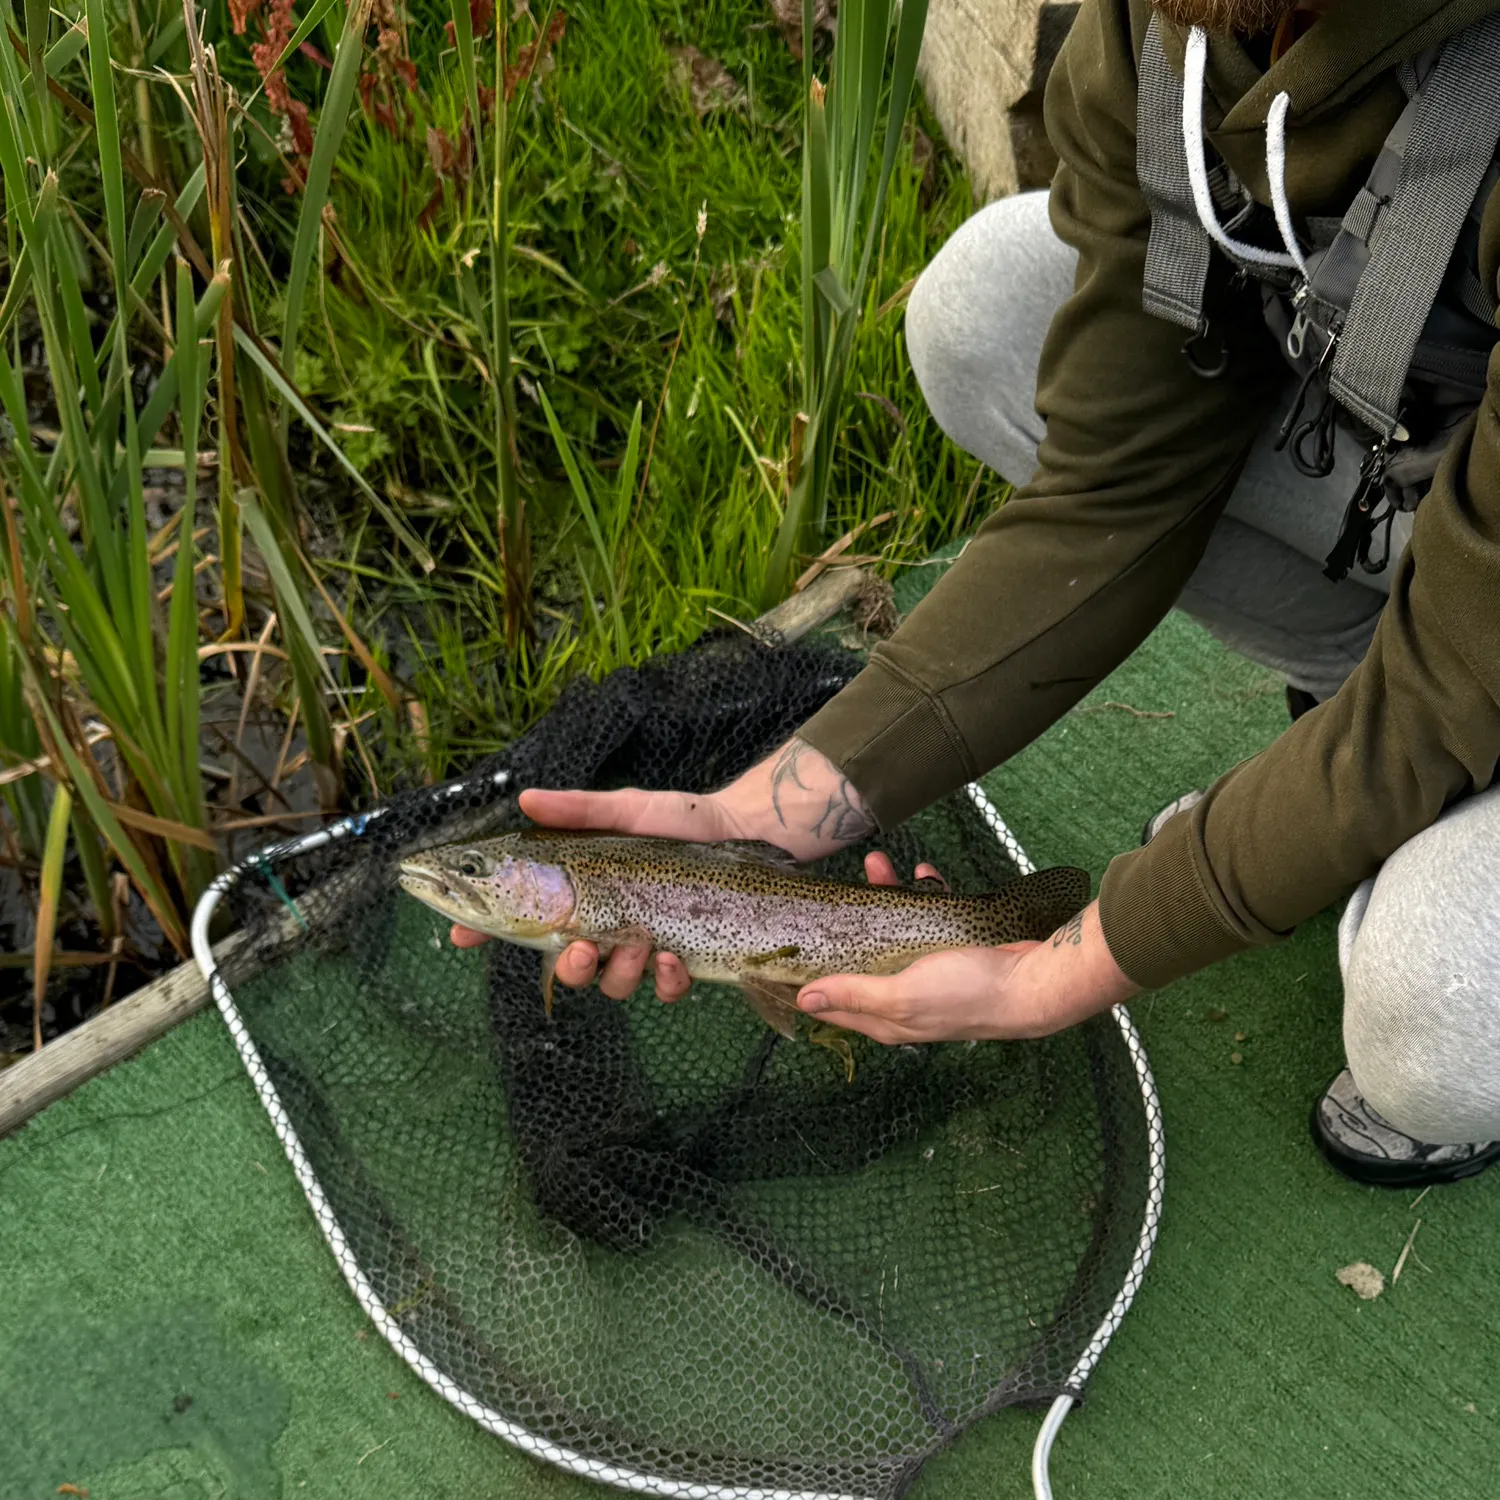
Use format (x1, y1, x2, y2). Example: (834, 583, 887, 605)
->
(796, 654, 977, 832)
(1097, 798, 1259, 989)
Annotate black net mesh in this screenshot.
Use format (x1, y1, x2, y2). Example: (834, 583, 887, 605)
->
(213, 632, 1157, 1500)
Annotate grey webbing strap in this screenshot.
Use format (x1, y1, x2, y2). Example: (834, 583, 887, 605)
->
(1329, 13, 1500, 436)
(1138, 16, 1212, 332)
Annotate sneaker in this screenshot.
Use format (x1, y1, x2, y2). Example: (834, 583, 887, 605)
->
(1311, 1068, 1500, 1188)
(1140, 788, 1205, 847)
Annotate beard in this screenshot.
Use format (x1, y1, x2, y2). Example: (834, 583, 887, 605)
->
(1153, 0, 1299, 33)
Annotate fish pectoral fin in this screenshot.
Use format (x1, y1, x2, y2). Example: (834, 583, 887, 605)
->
(737, 975, 803, 1040)
(808, 1024, 856, 1084)
(593, 925, 656, 960)
(540, 951, 558, 1018)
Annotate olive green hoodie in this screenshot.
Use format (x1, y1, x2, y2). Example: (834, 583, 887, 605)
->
(798, 0, 1500, 988)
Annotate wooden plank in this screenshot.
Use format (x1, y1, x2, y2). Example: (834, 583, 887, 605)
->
(746, 565, 875, 646)
(0, 947, 217, 1139)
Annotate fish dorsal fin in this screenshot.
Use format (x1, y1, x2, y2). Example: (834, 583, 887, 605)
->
(688, 839, 805, 872)
(976, 866, 1093, 942)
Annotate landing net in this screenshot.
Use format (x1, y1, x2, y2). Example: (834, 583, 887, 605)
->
(192, 632, 1163, 1499)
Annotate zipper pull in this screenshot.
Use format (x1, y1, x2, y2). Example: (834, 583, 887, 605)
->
(1323, 439, 1390, 582)
(1286, 283, 1311, 361)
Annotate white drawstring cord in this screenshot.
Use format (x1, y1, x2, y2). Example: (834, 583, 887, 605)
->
(1265, 91, 1309, 277)
(1182, 26, 1304, 270)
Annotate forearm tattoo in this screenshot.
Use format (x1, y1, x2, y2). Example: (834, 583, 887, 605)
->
(1051, 910, 1084, 948)
(769, 738, 876, 846)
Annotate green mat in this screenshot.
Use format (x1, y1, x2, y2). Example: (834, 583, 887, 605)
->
(3, 597, 1498, 1498)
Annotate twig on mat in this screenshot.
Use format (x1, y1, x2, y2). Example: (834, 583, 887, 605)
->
(886, 538, 973, 567)
(1075, 701, 1177, 720)
(1392, 1218, 1423, 1284)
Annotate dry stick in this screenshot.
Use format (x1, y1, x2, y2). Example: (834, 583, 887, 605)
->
(0, 936, 242, 1139)
(0, 726, 113, 788)
(794, 510, 898, 592)
(155, 552, 218, 603)
(100, 872, 132, 1010)
(1392, 1218, 1423, 1284)
(1075, 701, 1177, 720)
(228, 613, 279, 809)
(198, 640, 290, 664)
(213, 809, 328, 833)
(272, 697, 302, 793)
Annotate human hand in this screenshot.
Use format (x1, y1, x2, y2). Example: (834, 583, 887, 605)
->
(794, 897, 1139, 1044)
(449, 737, 878, 1003)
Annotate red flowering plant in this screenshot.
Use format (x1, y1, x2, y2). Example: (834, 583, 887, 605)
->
(417, 4, 567, 228)
(230, 0, 422, 188)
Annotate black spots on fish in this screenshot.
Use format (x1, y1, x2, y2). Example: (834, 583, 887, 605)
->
(970, 866, 1093, 944)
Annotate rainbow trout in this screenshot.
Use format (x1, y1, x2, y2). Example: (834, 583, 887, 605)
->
(398, 831, 1091, 1078)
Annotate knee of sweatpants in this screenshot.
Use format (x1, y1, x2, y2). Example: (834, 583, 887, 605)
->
(1341, 789, 1500, 1144)
(904, 191, 1075, 484)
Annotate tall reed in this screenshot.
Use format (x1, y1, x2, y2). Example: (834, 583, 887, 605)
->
(761, 0, 930, 607)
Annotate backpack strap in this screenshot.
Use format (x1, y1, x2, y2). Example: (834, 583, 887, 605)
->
(1137, 14, 1236, 333)
(1325, 13, 1500, 437)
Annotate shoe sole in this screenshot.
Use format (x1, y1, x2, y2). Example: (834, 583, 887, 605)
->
(1309, 1099, 1500, 1189)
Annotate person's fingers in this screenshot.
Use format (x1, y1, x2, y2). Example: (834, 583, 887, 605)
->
(654, 951, 692, 1001)
(555, 941, 600, 988)
(519, 787, 727, 841)
(913, 863, 950, 890)
(519, 787, 649, 831)
(864, 851, 900, 886)
(450, 924, 491, 948)
(599, 943, 651, 1000)
(798, 973, 914, 1039)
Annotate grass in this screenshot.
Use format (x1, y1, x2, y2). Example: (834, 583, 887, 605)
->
(0, 0, 1004, 1051)
(218, 0, 1001, 765)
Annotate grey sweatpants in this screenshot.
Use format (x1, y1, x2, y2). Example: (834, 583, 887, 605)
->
(907, 191, 1500, 1144)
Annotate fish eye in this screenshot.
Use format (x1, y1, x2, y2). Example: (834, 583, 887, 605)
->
(457, 851, 487, 878)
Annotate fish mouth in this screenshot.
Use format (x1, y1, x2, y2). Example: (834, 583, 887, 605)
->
(398, 861, 487, 918)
